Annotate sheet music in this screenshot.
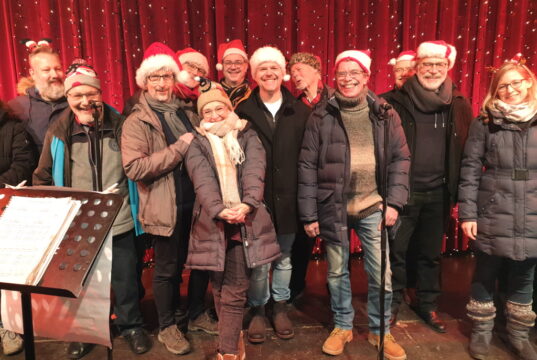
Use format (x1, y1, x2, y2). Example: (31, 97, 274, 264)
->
(0, 196, 81, 285)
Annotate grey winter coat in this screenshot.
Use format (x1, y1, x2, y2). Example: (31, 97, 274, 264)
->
(298, 91, 411, 247)
(458, 114, 537, 260)
(8, 87, 68, 153)
(185, 126, 281, 271)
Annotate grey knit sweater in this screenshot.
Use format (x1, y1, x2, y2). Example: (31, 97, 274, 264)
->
(335, 90, 382, 216)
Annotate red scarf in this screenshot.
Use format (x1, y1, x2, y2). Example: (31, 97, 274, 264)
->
(299, 81, 323, 107)
(174, 83, 199, 101)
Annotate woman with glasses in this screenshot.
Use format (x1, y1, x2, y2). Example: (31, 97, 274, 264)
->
(459, 54, 537, 360)
(185, 83, 280, 360)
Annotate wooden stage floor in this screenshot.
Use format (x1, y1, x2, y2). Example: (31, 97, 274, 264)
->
(5, 254, 526, 359)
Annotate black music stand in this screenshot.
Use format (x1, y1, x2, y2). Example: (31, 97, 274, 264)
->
(0, 186, 122, 360)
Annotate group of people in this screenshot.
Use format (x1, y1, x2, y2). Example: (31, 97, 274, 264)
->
(0, 35, 537, 360)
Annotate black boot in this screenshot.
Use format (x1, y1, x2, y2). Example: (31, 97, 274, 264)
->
(505, 301, 537, 360)
(466, 298, 496, 360)
(247, 305, 266, 344)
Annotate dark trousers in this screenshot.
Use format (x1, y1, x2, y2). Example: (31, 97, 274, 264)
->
(111, 229, 144, 333)
(153, 208, 210, 329)
(472, 251, 537, 304)
(210, 234, 251, 355)
(390, 188, 446, 311)
(289, 231, 314, 299)
(177, 210, 210, 320)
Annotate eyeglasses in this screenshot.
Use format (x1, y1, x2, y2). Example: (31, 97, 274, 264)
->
(335, 70, 366, 79)
(202, 106, 228, 118)
(147, 74, 174, 83)
(183, 62, 207, 76)
(419, 62, 449, 70)
(394, 67, 415, 74)
(223, 60, 246, 67)
(68, 91, 101, 101)
(497, 79, 528, 93)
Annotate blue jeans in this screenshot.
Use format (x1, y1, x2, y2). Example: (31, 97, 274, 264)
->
(348, 211, 393, 335)
(248, 233, 295, 306)
(325, 243, 355, 330)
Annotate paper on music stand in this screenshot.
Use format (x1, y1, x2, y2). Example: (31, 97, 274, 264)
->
(1, 232, 113, 348)
(0, 196, 81, 285)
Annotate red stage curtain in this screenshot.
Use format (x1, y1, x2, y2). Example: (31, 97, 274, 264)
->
(1, 0, 536, 113)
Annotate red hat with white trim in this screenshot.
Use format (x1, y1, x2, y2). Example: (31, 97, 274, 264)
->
(388, 50, 417, 66)
(216, 39, 248, 71)
(135, 42, 181, 88)
(335, 50, 372, 74)
(416, 41, 457, 70)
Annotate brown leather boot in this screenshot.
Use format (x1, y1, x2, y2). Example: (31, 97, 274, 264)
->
(322, 328, 353, 355)
(247, 306, 266, 344)
(368, 332, 407, 360)
(272, 301, 294, 339)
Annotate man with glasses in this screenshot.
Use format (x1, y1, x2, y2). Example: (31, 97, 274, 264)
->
(235, 46, 309, 344)
(121, 42, 199, 355)
(381, 51, 416, 103)
(216, 39, 251, 107)
(385, 41, 473, 333)
(298, 50, 409, 358)
(176, 48, 210, 101)
(33, 60, 152, 358)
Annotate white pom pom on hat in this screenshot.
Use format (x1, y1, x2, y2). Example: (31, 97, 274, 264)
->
(249, 46, 290, 81)
(387, 50, 417, 66)
(216, 39, 248, 71)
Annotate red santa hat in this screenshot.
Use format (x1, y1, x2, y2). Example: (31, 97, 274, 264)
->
(388, 50, 417, 66)
(416, 41, 457, 70)
(334, 50, 371, 74)
(216, 39, 248, 71)
(335, 50, 372, 74)
(176, 47, 209, 81)
(249, 46, 290, 81)
(135, 42, 181, 88)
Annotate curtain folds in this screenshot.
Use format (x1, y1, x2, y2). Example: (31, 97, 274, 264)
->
(0, 0, 536, 113)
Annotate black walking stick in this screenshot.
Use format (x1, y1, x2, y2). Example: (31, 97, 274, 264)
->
(378, 101, 392, 360)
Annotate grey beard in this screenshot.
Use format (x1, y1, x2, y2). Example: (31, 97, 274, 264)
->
(36, 83, 65, 101)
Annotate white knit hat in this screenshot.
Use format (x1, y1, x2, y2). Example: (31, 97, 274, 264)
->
(249, 46, 290, 81)
(416, 41, 457, 70)
(335, 50, 372, 74)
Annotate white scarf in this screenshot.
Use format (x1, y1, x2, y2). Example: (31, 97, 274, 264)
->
(490, 99, 537, 123)
(199, 112, 247, 208)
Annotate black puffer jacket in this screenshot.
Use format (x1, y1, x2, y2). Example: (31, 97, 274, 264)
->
(298, 91, 410, 246)
(386, 83, 473, 203)
(0, 107, 36, 187)
(185, 126, 281, 271)
(458, 114, 537, 260)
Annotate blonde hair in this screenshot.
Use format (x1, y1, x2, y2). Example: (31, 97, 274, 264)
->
(481, 62, 537, 119)
(28, 46, 60, 69)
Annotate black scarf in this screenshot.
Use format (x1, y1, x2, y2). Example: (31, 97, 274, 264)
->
(404, 75, 453, 113)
